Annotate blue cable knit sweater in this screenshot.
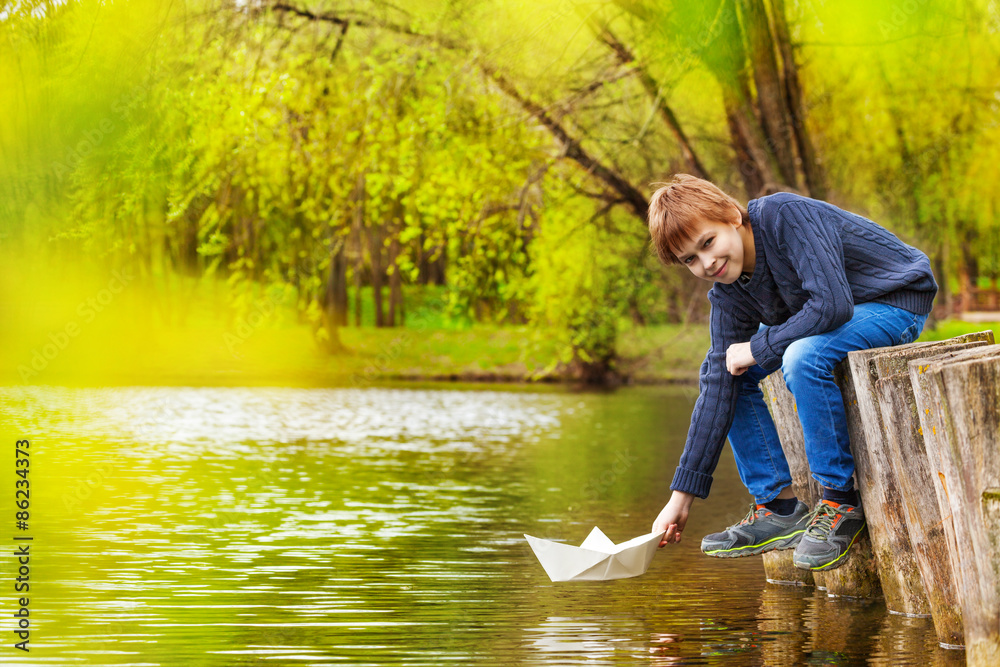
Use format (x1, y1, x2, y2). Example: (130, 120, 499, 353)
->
(670, 193, 938, 499)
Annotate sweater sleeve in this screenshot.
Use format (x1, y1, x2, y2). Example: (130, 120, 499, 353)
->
(670, 290, 759, 498)
(749, 201, 855, 371)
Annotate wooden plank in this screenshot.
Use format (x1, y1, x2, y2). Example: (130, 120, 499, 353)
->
(910, 343, 1000, 665)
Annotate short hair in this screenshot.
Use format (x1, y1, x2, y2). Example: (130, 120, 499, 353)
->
(647, 174, 749, 265)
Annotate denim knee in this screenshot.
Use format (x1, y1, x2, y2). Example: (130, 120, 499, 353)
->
(781, 338, 828, 390)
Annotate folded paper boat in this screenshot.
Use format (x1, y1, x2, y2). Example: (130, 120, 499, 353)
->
(524, 527, 666, 582)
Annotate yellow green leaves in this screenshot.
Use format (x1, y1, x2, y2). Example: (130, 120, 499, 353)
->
(197, 233, 228, 258)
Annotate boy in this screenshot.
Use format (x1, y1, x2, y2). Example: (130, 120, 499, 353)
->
(647, 175, 937, 571)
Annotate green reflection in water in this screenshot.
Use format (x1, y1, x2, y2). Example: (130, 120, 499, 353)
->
(0, 385, 961, 666)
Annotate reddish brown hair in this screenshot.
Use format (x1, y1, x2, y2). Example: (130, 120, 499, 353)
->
(647, 175, 749, 265)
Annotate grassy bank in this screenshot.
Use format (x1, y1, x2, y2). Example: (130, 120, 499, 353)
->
(912, 317, 1000, 342)
(1, 257, 995, 386)
(7, 316, 992, 387)
(0, 318, 709, 387)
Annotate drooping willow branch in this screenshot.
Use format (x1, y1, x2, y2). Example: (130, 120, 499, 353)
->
(270, 2, 651, 222)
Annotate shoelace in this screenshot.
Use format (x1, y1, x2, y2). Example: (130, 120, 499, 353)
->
(805, 503, 839, 540)
(737, 503, 765, 527)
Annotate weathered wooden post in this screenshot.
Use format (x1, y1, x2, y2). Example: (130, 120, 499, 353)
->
(759, 365, 881, 597)
(910, 343, 999, 649)
(910, 344, 1000, 666)
(760, 371, 820, 586)
(847, 343, 936, 616)
(812, 362, 881, 598)
(871, 334, 993, 647)
(757, 332, 996, 603)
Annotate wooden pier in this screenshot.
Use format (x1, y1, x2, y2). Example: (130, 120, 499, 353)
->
(757, 330, 999, 664)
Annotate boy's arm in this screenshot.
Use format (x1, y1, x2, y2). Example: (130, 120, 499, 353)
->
(670, 291, 759, 499)
(749, 200, 855, 371)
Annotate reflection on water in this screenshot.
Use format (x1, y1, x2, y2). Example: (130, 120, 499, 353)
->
(0, 385, 962, 665)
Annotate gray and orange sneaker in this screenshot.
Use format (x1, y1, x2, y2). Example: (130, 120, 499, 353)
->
(792, 499, 866, 571)
(701, 501, 810, 558)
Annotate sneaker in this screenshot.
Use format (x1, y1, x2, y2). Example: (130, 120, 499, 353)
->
(701, 501, 810, 558)
(792, 499, 866, 571)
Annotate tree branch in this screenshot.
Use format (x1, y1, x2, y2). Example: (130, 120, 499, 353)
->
(596, 25, 713, 181)
(480, 64, 648, 220)
(330, 19, 350, 62)
(269, 2, 650, 223)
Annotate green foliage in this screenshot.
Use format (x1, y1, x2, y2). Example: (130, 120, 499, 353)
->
(531, 210, 621, 374)
(528, 179, 660, 378)
(801, 0, 1000, 300)
(46, 2, 550, 343)
(4, 0, 1000, 380)
(916, 318, 1000, 343)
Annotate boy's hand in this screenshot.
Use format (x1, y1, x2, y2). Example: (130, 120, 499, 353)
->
(652, 490, 694, 547)
(726, 342, 756, 376)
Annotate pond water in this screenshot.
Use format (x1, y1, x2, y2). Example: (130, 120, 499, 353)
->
(0, 384, 964, 666)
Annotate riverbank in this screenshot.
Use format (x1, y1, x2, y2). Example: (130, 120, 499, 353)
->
(4, 314, 995, 387)
(0, 320, 706, 387)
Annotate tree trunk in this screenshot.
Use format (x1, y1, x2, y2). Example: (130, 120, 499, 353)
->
(318, 252, 347, 354)
(770, 0, 826, 199)
(353, 173, 365, 327)
(961, 224, 980, 311)
(325, 241, 349, 327)
(432, 248, 446, 285)
(353, 260, 363, 327)
(387, 234, 403, 327)
(370, 224, 385, 328)
(417, 232, 430, 285)
(740, 0, 798, 188)
(337, 216, 349, 327)
(933, 250, 949, 315)
(723, 84, 774, 197)
(957, 259, 973, 314)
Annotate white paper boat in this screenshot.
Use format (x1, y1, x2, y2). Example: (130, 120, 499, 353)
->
(524, 527, 665, 582)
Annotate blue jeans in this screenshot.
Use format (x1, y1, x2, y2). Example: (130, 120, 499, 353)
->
(727, 302, 928, 503)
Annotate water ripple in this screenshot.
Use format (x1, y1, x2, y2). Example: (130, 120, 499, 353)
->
(0, 385, 958, 666)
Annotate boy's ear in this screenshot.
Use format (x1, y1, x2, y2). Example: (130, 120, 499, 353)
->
(729, 203, 743, 228)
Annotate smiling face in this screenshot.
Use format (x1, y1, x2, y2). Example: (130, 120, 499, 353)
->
(671, 208, 752, 284)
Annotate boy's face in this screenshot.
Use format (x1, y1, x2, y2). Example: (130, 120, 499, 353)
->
(672, 210, 748, 284)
